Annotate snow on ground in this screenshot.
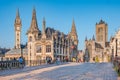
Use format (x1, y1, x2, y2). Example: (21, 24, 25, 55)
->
(0, 62, 118, 80)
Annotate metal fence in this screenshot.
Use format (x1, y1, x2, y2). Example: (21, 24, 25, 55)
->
(0, 60, 20, 70)
(0, 60, 46, 70)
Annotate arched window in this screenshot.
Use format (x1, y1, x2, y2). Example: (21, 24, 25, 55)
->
(17, 33, 19, 36)
(36, 45, 42, 53)
(98, 27, 103, 33)
(29, 36, 32, 42)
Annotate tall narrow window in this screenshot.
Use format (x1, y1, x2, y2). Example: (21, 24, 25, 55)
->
(29, 36, 32, 42)
(36, 45, 42, 53)
(46, 45, 51, 52)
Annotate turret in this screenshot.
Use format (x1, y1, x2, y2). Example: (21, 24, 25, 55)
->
(14, 9, 22, 49)
(41, 18, 46, 39)
(70, 19, 78, 46)
(27, 8, 40, 41)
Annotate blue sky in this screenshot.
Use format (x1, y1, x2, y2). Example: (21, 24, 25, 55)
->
(0, 0, 120, 50)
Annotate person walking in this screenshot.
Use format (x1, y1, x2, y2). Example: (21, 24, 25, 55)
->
(56, 56, 60, 65)
(19, 57, 23, 68)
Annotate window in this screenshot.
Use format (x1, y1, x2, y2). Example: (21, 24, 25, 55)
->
(29, 36, 32, 42)
(46, 45, 51, 52)
(100, 35, 103, 41)
(98, 27, 103, 34)
(46, 34, 51, 39)
(17, 34, 19, 36)
(17, 44, 19, 47)
(36, 45, 42, 53)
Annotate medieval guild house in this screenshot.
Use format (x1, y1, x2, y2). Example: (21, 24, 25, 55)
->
(5, 8, 78, 66)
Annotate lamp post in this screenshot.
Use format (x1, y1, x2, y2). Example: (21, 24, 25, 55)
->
(115, 39, 118, 67)
(102, 52, 103, 62)
(116, 39, 118, 57)
(111, 48, 114, 63)
(30, 44, 31, 66)
(21, 44, 25, 58)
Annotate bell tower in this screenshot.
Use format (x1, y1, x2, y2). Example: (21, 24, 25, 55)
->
(70, 19, 78, 46)
(14, 9, 22, 49)
(96, 19, 108, 47)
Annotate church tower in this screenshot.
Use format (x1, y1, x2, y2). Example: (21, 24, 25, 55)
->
(27, 8, 40, 66)
(96, 19, 108, 47)
(70, 19, 78, 46)
(14, 9, 22, 49)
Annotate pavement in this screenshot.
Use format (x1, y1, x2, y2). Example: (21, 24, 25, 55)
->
(0, 62, 118, 80)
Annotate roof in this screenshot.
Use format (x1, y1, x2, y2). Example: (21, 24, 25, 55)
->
(105, 42, 110, 47)
(5, 48, 28, 54)
(0, 48, 10, 54)
(38, 27, 68, 39)
(95, 43, 104, 49)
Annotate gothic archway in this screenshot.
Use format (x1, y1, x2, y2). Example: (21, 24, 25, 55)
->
(87, 44, 92, 59)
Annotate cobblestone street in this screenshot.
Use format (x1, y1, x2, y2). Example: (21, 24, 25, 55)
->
(0, 62, 118, 80)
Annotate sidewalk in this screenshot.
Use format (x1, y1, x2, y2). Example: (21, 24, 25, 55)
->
(0, 62, 69, 76)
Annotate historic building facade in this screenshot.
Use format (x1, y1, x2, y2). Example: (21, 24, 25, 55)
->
(4, 8, 78, 66)
(110, 29, 120, 58)
(5, 9, 28, 61)
(85, 20, 110, 62)
(27, 8, 78, 66)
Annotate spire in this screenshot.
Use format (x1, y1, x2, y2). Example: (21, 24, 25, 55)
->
(15, 8, 21, 27)
(42, 17, 46, 34)
(85, 36, 87, 41)
(32, 7, 36, 20)
(27, 8, 39, 34)
(92, 35, 95, 41)
(71, 19, 77, 34)
(16, 8, 20, 18)
(99, 19, 105, 24)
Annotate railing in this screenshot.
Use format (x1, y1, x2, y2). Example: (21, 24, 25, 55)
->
(0, 60, 46, 70)
(0, 60, 20, 70)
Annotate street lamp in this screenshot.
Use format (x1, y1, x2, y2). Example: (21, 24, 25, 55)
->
(30, 44, 31, 66)
(116, 39, 118, 57)
(21, 44, 25, 58)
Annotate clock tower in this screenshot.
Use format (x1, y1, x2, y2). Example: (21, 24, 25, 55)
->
(14, 9, 22, 49)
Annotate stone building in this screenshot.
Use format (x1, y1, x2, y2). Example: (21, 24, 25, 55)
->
(5, 9, 28, 61)
(4, 8, 78, 66)
(110, 29, 120, 58)
(85, 20, 110, 62)
(0, 47, 10, 61)
(27, 8, 78, 66)
(77, 50, 84, 62)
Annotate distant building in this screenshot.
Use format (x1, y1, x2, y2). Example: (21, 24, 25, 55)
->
(77, 50, 84, 62)
(4, 8, 78, 66)
(85, 20, 110, 62)
(0, 47, 10, 61)
(110, 29, 120, 58)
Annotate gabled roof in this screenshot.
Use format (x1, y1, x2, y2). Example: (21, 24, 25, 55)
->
(27, 8, 40, 34)
(95, 43, 104, 49)
(105, 42, 110, 47)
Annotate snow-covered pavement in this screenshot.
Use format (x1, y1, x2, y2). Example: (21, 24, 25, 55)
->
(0, 62, 118, 80)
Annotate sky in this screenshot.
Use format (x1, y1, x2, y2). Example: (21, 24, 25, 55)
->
(0, 0, 120, 50)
